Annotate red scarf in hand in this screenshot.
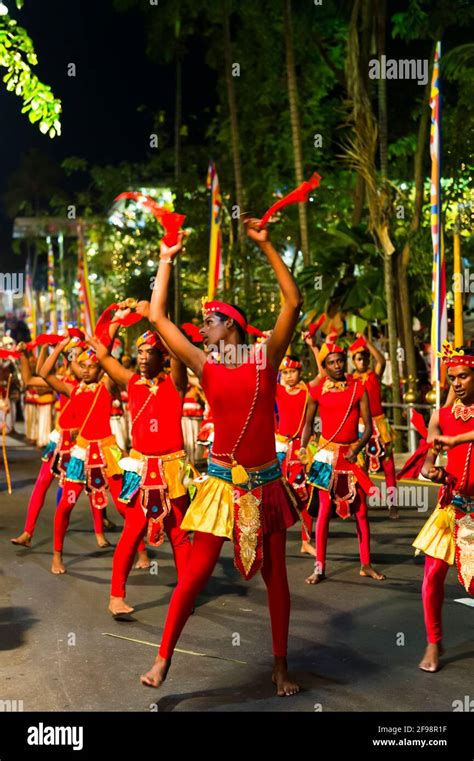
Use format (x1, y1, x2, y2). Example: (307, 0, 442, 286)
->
(259, 172, 322, 229)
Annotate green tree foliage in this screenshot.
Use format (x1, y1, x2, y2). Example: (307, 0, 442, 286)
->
(0, 1, 62, 137)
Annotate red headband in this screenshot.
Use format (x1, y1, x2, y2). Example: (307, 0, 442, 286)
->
(439, 340, 474, 368)
(280, 356, 302, 370)
(136, 330, 166, 354)
(319, 342, 344, 364)
(203, 301, 247, 333)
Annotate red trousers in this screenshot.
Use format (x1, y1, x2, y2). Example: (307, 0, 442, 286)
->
(24, 460, 56, 536)
(316, 487, 371, 572)
(110, 493, 192, 598)
(158, 529, 290, 660)
(53, 475, 144, 553)
(422, 554, 449, 644)
(301, 508, 314, 543)
(382, 455, 396, 503)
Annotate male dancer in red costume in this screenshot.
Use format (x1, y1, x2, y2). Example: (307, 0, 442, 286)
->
(350, 335, 398, 519)
(301, 343, 386, 584)
(86, 320, 193, 617)
(411, 343, 474, 672)
(39, 337, 140, 574)
(276, 355, 314, 555)
(11, 336, 83, 548)
(141, 218, 302, 696)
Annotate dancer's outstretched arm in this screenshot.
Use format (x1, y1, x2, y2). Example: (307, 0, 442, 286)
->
(149, 235, 206, 379)
(243, 218, 303, 371)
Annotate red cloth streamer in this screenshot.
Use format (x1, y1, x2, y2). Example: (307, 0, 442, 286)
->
(349, 336, 368, 354)
(396, 441, 431, 480)
(95, 304, 144, 350)
(114, 192, 186, 246)
(410, 408, 428, 440)
(35, 334, 63, 346)
(259, 172, 322, 229)
(0, 349, 21, 359)
(94, 304, 118, 348)
(308, 313, 326, 338)
(181, 323, 202, 343)
(68, 328, 85, 341)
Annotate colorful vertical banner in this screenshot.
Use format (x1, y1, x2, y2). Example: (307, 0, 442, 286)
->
(46, 235, 58, 333)
(24, 255, 37, 340)
(77, 223, 96, 335)
(429, 41, 447, 404)
(206, 160, 223, 299)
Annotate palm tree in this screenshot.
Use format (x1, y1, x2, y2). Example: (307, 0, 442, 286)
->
(283, 0, 310, 267)
(344, 0, 402, 442)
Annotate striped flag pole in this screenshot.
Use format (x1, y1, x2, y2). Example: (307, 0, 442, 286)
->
(46, 235, 58, 333)
(206, 161, 223, 299)
(429, 41, 446, 409)
(77, 222, 96, 335)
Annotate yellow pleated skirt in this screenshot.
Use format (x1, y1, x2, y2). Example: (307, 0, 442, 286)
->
(412, 504, 456, 565)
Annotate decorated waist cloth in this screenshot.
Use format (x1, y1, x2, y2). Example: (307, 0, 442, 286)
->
(42, 427, 79, 484)
(275, 434, 308, 502)
(413, 492, 474, 594)
(358, 413, 396, 472)
(307, 437, 374, 519)
(65, 434, 123, 509)
(118, 448, 197, 547)
(180, 456, 300, 580)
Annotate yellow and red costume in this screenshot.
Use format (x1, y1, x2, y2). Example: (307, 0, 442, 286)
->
(275, 356, 311, 540)
(307, 354, 376, 573)
(157, 301, 300, 663)
(53, 351, 129, 553)
(412, 343, 474, 643)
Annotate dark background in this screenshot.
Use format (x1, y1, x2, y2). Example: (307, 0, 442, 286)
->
(0, 0, 216, 268)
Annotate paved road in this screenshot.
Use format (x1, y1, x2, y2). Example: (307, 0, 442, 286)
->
(1, 436, 472, 713)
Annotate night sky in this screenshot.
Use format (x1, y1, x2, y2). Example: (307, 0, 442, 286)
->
(0, 0, 215, 266)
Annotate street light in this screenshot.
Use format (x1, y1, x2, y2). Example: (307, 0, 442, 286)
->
(0, 3, 9, 15)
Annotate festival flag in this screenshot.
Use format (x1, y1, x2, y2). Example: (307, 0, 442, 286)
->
(46, 235, 57, 333)
(206, 161, 223, 300)
(24, 255, 37, 340)
(77, 223, 96, 335)
(429, 41, 447, 403)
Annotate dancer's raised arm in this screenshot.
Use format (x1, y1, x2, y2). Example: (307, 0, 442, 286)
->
(149, 235, 206, 378)
(243, 218, 303, 371)
(38, 338, 73, 397)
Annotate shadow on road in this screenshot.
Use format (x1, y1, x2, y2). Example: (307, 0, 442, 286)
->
(0, 605, 39, 651)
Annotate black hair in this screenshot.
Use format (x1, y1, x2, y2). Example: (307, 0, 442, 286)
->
(321, 351, 345, 368)
(214, 303, 247, 343)
(455, 345, 474, 356)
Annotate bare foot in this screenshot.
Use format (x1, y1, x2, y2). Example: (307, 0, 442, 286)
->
(305, 571, 326, 585)
(134, 550, 152, 570)
(10, 531, 32, 547)
(419, 643, 444, 672)
(360, 564, 386, 580)
(96, 534, 111, 549)
(300, 540, 316, 557)
(108, 596, 135, 616)
(272, 656, 300, 697)
(388, 506, 400, 520)
(51, 551, 66, 574)
(140, 655, 171, 688)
